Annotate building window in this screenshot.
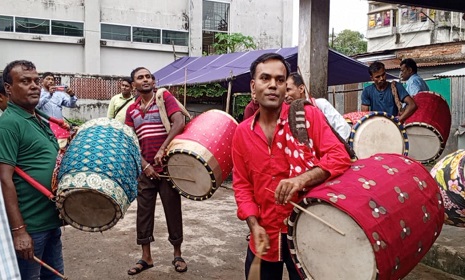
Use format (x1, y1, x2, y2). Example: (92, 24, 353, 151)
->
(15, 17, 50, 34)
(368, 11, 392, 29)
(101, 23, 131, 41)
(400, 7, 430, 25)
(203, 0, 229, 31)
(133, 27, 161, 43)
(202, 0, 230, 54)
(0, 15, 13, 32)
(162, 30, 188, 46)
(52, 20, 83, 37)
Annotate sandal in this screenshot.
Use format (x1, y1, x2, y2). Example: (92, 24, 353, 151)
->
(172, 256, 188, 273)
(127, 259, 154, 275)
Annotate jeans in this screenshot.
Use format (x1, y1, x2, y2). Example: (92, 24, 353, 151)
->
(17, 228, 64, 280)
(244, 233, 301, 280)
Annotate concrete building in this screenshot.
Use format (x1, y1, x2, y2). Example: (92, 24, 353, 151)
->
(0, 0, 293, 76)
(366, 1, 465, 52)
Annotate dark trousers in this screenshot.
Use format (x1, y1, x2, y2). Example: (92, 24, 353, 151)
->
(245, 234, 301, 280)
(136, 174, 183, 246)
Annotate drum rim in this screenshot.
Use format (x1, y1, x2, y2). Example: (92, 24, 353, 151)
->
(164, 148, 219, 201)
(56, 188, 123, 232)
(288, 197, 376, 279)
(348, 111, 409, 157)
(404, 122, 445, 164)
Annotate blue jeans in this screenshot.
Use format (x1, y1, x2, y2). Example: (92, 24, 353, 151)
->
(17, 228, 64, 280)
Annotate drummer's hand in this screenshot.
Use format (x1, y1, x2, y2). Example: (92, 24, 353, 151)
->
(251, 226, 270, 255)
(275, 177, 305, 205)
(13, 229, 34, 260)
(153, 147, 166, 166)
(144, 165, 160, 180)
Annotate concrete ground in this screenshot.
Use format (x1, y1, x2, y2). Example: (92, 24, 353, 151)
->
(60, 183, 464, 280)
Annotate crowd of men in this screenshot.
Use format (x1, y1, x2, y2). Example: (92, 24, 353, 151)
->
(0, 55, 428, 280)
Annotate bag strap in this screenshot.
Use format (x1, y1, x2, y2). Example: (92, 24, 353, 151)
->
(155, 88, 191, 133)
(288, 99, 357, 160)
(113, 97, 134, 118)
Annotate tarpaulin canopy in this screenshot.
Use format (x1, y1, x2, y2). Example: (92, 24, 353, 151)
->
(154, 47, 380, 93)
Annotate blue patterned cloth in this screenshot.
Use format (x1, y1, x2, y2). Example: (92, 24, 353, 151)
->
(58, 118, 141, 203)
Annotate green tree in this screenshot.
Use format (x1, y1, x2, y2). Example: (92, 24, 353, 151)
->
(212, 33, 257, 54)
(330, 29, 367, 56)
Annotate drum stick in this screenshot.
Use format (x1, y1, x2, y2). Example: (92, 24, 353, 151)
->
(158, 174, 196, 182)
(33, 256, 68, 280)
(265, 188, 345, 236)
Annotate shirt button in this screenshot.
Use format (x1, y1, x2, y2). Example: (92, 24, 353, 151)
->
(272, 176, 276, 180)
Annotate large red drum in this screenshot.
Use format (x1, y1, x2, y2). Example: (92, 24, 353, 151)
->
(345, 111, 408, 159)
(164, 109, 237, 200)
(288, 153, 444, 280)
(404, 91, 451, 163)
(430, 150, 465, 227)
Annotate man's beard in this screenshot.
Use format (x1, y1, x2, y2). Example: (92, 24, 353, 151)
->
(138, 86, 153, 94)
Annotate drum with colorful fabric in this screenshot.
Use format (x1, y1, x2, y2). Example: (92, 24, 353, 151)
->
(56, 118, 141, 232)
(288, 153, 444, 280)
(404, 91, 451, 164)
(430, 150, 465, 227)
(348, 111, 408, 159)
(343, 111, 371, 127)
(164, 109, 237, 201)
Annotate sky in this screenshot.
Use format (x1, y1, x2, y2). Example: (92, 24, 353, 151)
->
(292, 0, 369, 46)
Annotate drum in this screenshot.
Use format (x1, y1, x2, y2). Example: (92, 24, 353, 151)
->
(430, 150, 465, 227)
(343, 111, 370, 127)
(404, 91, 451, 164)
(288, 153, 444, 280)
(164, 109, 237, 200)
(56, 118, 141, 232)
(347, 111, 408, 159)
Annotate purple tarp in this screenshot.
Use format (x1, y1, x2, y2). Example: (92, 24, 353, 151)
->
(153, 47, 380, 93)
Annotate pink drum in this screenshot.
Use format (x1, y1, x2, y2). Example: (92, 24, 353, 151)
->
(404, 91, 451, 164)
(164, 110, 237, 200)
(288, 153, 444, 280)
(347, 111, 409, 159)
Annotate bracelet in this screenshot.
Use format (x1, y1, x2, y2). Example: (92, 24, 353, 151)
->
(143, 163, 151, 171)
(11, 224, 27, 232)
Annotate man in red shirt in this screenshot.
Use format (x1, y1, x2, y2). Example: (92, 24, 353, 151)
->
(125, 67, 187, 275)
(232, 53, 351, 279)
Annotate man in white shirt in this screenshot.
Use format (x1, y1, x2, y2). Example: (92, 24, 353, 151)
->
(37, 72, 78, 119)
(285, 72, 351, 140)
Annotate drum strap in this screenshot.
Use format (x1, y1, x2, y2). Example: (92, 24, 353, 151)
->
(288, 99, 357, 160)
(155, 88, 191, 133)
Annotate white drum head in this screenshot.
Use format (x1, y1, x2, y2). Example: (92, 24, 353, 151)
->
(293, 203, 376, 280)
(405, 126, 442, 162)
(352, 116, 405, 159)
(166, 153, 213, 197)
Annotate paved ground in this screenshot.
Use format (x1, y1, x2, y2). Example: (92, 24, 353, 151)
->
(61, 184, 464, 280)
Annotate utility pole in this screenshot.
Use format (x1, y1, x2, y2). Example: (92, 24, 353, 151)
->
(331, 27, 335, 48)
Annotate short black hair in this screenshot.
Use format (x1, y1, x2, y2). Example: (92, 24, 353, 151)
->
(42, 72, 54, 79)
(400, 58, 418, 74)
(250, 53, 290, 79)
(0, 77, 5, 96)
(130, 67, 153, 81)
(368, 61, 385, 76)
(288, 72, 304, 87)
(121, 77, 132, 84)
(2, 60, 36, 85)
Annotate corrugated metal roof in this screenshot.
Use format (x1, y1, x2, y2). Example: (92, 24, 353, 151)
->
(434, 68, 465, 78)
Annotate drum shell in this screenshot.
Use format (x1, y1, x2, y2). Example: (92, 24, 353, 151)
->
(165, 109, 237, 200)
(404, 91, 451, 163)
(430, 149, 465, 227)
(347, 111, 408, 159)
(56, 118, 141, 232)
(288, 153, 444, 280)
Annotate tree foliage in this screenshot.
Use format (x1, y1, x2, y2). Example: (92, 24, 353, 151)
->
(330, 29, 367, 56)
(212, 33, 257, 54)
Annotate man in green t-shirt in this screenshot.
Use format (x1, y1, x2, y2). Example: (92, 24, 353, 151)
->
(0, 60, 64, 279)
